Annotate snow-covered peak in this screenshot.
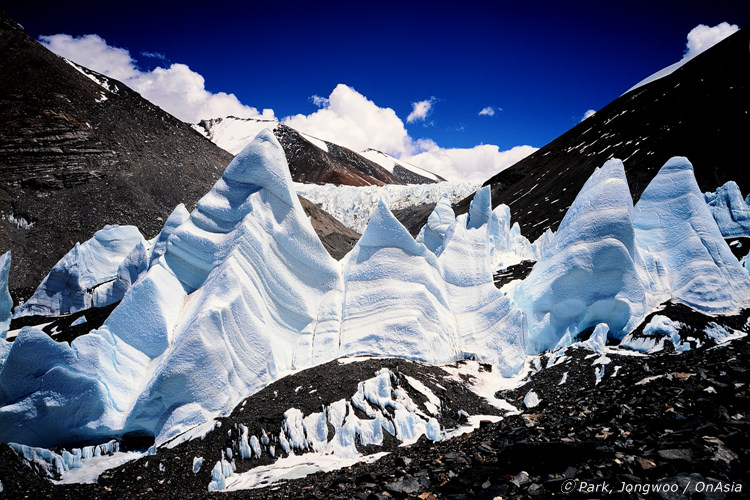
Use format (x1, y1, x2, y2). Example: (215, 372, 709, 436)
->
(193, 116, 332, 156)
(193, 116, 280, 155)
(360, 148, 441, 182)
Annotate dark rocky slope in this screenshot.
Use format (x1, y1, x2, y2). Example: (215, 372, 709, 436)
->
(399, 26, 750, 239)
(0, 11, 232, 300)
(0, 11, 363, 300)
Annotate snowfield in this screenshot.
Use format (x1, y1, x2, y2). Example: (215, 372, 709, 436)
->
(1, 132, 749, 478)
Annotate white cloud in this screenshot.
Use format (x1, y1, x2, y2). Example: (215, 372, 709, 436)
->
(406, 97, 436, 123)
(283, 84, 535, 181)
(39, 33, 273, 123)
(478, 106, 498, 117)
(406, 143, 537, 183)
(284, 84, 411, 156)
(311, 95, 330, 107)
(141, 51, 168, 61)
(581, 109, 596, 121)
(39, 33, 534, 182)
(684, 22, 739, 60)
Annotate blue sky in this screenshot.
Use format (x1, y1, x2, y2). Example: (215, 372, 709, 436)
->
(5, 0, 749, 180)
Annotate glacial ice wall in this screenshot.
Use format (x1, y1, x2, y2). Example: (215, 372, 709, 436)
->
(1, 129, 748, 449)
(13, 225, 146, 318)
(634, 157, 750, 313)
(517, 160, 648, 352)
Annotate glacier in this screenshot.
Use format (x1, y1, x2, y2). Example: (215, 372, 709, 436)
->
(516, 159, 648, 352)
(294, 180, 479, 233)
(704, 180, 750, 238)
(634, 157, 750, 313)
(0, 129, 748, 449)
(13, 225, 146, 318)
(0, 130, 523, 447)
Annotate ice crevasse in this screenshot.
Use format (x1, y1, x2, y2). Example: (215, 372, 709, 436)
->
(1, 130, 748, 448)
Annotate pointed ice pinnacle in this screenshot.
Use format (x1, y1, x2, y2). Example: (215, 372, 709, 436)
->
(467, 185, 491, 229)
(357, 200, 424, 252)
(164, 129, 300, 292)
(704, 180, 750, 238)
(634, 156, 750, 313)
(417, 195, 456, 256)
(340, 201, 461, 363)
(517, 159, 647, 353)
(0, 251, 11, 339)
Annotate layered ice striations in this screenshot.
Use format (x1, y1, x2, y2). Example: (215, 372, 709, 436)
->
(13, 226, 146, 318)
(1, 137, 748, 449)
(634, 157, 750, 313)
(517, 160, 648, 352)
(518, 156, 750, 354)
(704, 181, 750, 238)
(340, 201, 461, 363)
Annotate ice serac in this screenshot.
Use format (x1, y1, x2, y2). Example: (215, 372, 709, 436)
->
(0, 251, 10, 337)
(517, 159, 648, 353)
(124, 129, 344, 443)
(0, 251, 12, 366)
(95, 204, 191, 306)
(488, 204, 536, 268)
(416, 195, 456, 256)
(438, 194, 526, 377)
(13, 225, 146, 318)
(634, 157, 750, 313)
(339, 201, 461, 363)
(704, 181, 750, 238)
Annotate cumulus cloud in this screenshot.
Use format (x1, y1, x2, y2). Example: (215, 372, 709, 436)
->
(581, 109, 596, 121)
(406, 97, 436, 123)
(39, 33, 273, 123)
(283, 84, 535, 181)
(284, 84, 411, 156)
(406, 143, 537, 182)
(39, 33, 534, 182)
(684, 22, 739, 60)
(478, 106, 499, 117)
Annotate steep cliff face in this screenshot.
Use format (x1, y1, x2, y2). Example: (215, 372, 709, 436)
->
(0, 11, 237, 299)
